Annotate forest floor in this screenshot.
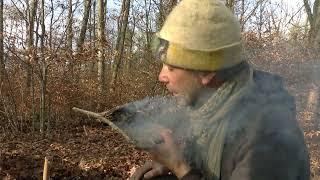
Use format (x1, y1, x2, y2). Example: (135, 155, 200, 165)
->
(0, 59, 320, 179)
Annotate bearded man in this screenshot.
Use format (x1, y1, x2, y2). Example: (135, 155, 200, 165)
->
(129, 0, 310, 179)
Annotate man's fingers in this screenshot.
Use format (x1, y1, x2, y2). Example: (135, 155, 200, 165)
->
(143, 168, 162, 179)
(130, 162, 153, 180)
(130, 161, 169, 180)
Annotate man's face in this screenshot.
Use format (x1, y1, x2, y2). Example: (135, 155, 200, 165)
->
(158, 64, 203, 105)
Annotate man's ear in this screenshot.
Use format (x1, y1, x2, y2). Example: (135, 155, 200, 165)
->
(200, 73, 216, 86)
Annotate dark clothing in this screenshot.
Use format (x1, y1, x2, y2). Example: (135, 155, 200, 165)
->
(150, 70, 310, 180)
(136, 68, 310, 180)
(218, 70, 310, 180)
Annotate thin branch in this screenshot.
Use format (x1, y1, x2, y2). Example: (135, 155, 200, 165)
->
(4, 42, 28, 66)
(9, 0, 28, 22)
(50, 6, 66, 27)
(242, 0, 265, 28)
(14, 0, 27, 18)
(285, 5, 304, 27)
(72, 107, 132, 142)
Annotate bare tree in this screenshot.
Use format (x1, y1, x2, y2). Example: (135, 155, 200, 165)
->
(66, 0, 75, 78)
(303, 0, 320, 48)
(97, 0, 106, 93)
(257, 1, 266, 39)
(92, 0, 97, 45)
(27, 0, 37, 51)
(39, 0, 47, 134)
(157, 0, 164, 29)
(67, 0, 73, 52)
(48, 0, 53, 48)
(110, 0, 131, 89)
(238, 0, 266, 31)
(0, 0, 4, 81)
(77, 0, 92, 51)
(125, 10, 136, 70)
(143, 0, 152, 52)
(25, 0, 38, 91)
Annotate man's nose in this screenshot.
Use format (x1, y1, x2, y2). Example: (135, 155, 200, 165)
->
(158, 67, 168, 83)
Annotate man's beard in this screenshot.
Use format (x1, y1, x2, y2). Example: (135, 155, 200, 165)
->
(172, 87, 202, 107)
(175, 87, 216, 109)
(174, 93, 195, 106)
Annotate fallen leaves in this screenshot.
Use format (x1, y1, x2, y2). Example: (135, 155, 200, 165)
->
(0, 121, 149, 179)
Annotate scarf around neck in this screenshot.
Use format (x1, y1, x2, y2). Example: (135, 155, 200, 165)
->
(188, 64, 254, 179)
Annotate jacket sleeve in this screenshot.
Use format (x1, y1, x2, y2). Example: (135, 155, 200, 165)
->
(228, 106, 310, 180)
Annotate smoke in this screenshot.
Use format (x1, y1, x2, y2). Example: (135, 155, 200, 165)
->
(111, 96, 193, 150)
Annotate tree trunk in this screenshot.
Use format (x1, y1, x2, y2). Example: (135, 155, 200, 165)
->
(239, 0, 245, 31)
(89, 0, 93, 42)
(157, 0, 164, 29)
(77, 0, 92, 51)
(49, 0, 54, 49)
(104, 0, 108, 26)
(303, 0, 320, 49)
(27, 0, 37, 52)
(39, 0, 47, 134)
(126, 12, 136, 70)
(110, 0, 130, 90)
(67, 0, 73, 52)
(66, 0, 75, 78)
(258, 2, 264, 39)
(89, 0, 98, 46)
(97, 0, 106, 93)
(26, 0, 37, 91)
(144, 0, 152, 50)
(89, 0, 96, 75)
(0, 0, 4, 81)
(93, 0, 96, 46)
(313, 1, 320, 48)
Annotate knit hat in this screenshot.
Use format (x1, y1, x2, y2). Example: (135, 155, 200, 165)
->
(156, 0, 243, 71)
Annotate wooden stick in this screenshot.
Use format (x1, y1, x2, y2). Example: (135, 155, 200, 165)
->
(83, 125, 88, 136)
(72, 107, 132, 142)
(97, 105, 122, 117)
(43, 157, 48, 180)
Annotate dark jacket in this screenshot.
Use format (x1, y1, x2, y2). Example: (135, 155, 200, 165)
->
(219, 71, 310, 180)
(184, 70, 310, 180)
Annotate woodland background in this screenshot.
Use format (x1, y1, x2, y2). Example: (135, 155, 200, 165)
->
(0, 0, 319, 179)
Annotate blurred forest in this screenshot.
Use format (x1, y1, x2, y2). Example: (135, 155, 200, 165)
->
(0, 0, 319, 179)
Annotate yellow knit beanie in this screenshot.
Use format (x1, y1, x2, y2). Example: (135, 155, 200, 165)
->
(157, 0, 243, 71)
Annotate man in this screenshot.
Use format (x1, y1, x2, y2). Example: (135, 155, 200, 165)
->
(130, 0, 310, 179)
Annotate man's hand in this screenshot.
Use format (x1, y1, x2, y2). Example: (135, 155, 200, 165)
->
(148, 128, 191, 178)
(130, 161, 170, 180)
